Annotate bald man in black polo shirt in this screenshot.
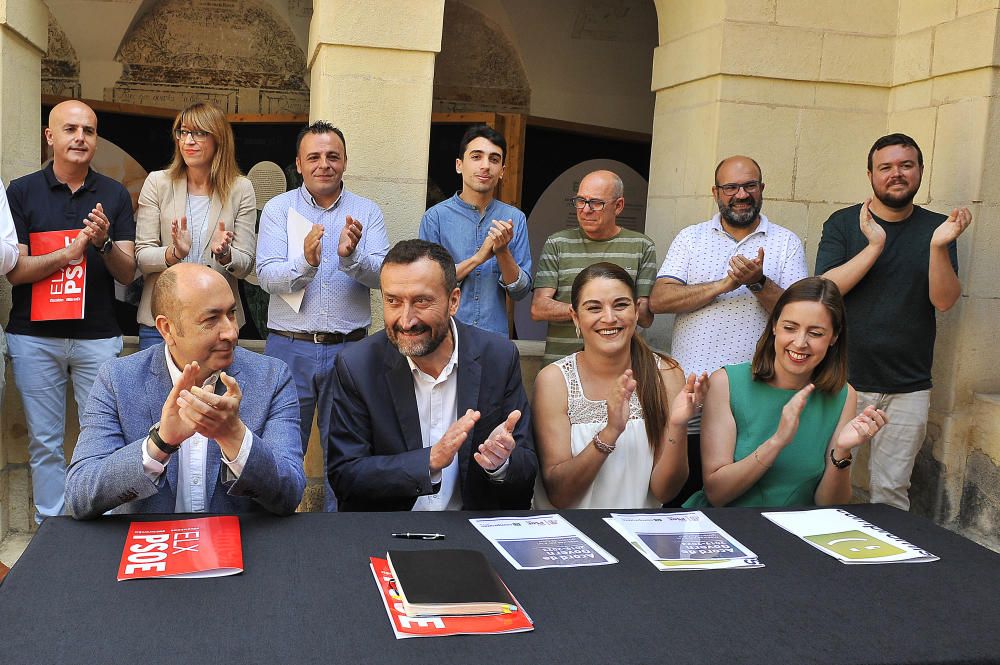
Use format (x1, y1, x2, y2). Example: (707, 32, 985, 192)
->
(5, 100, 136, 524)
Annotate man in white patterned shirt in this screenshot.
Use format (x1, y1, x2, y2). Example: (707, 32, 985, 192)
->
(256, 121, 389, 511)
(649, 155, 808, 505)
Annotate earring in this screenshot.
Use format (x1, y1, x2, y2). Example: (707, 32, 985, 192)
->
(575, 325, 580, 338)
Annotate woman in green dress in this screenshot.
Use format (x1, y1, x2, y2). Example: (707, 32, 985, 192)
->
(685, 277, 887, 508)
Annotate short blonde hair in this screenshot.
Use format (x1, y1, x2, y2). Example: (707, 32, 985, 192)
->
(167, 102, 241, 200)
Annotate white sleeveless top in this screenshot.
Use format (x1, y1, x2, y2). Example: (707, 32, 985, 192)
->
(533, 353, 661, 509)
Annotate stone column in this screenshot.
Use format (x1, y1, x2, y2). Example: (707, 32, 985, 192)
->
(0, 0, 47, 540)
(887, 4, 1000, 546)
(300, 0, 444, 505)
(308, 0, 445, 297)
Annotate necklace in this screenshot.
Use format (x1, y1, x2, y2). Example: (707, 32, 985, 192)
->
(185, 191, 211, 261)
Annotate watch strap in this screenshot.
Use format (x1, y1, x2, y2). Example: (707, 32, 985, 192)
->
(149, 423, 180, 455)
(98, 237, 113, 254)
(830, 448, 853, 469)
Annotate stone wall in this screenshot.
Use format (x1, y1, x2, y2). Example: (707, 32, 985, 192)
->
(0, 0, 47, 544)
(648, 0, 1000, 545)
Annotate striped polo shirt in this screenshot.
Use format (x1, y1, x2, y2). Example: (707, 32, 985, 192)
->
(533, 227, 658, 365)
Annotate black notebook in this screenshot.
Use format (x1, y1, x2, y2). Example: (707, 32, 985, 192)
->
(387, 549, 518, 617)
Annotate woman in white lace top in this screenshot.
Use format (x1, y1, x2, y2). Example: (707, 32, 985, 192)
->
(532, 263, 707, 509)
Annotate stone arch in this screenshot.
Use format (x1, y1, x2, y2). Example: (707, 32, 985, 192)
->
(433, 2, 530, 114)
(109, 0, 308, 114)
(42, 9, 80, 98)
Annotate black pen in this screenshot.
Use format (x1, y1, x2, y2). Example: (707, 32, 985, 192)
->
(392, 532, 446, 540)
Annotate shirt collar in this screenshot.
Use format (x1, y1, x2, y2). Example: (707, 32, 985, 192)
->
(43, 162, 98, 192)
(406, 318, 460, 382)
(163, 344, 220, 390)
(299, 182, 345, 211)
(451, 191, 494, 214)
(710, 212, 770, 237)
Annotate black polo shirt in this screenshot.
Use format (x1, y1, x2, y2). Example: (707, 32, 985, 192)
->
(6, 163, 135, 339)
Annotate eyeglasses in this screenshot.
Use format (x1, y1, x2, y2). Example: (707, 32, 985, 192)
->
(569, 196, 618, 211)
(174, 129, 211, 142)
(715, 180, 761, 196)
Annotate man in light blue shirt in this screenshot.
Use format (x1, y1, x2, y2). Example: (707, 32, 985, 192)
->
(419, 125, 531, 337)
(256, 121, 388, 511)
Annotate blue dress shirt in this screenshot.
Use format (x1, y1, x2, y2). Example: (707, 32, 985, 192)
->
(256, 184, 388, 334)
(419, 193, 531, 336)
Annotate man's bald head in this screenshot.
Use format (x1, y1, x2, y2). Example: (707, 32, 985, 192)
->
(153, 264, 239, 380)
(152, 263, 231, 329)
(46, 100, 98, 171)
(48, 100, 96, 130)
(714, 155, 763, 184)
(580, 170, 624, 200)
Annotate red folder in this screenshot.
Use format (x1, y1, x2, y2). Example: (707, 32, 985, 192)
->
(369, 557, 533, 638)
(29, 229, 87, 321)
(117, 516, 243, 581)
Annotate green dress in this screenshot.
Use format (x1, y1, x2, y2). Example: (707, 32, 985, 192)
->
(684, 362, 848, 508)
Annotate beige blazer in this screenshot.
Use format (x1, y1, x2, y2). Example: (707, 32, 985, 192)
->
(135, 170, 256, 327)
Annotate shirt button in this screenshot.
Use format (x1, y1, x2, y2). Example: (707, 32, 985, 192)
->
(193, 476, 201, 485)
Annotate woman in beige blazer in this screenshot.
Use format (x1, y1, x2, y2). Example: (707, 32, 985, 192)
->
(135, 102, 256, 349)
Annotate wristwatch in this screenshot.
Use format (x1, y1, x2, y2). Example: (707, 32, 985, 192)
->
(747, 274, 767, 293)
(830, 448, 853, 469)
(148, 422, 180, 456)
(97, 237, 113, 254)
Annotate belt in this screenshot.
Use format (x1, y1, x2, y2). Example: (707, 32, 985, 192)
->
(269, 328, 367, 345)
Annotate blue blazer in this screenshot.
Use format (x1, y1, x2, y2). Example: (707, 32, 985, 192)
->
(66, 345, 305, 517)
(328, 320, 537, 511)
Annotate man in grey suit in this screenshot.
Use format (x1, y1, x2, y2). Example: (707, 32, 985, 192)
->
(66, 263, 305, 517)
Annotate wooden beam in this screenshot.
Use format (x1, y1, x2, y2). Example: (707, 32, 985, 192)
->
(42, 95, 309, 125)
(42, 94, 179, 119)
(225, 113, 308, 124)
(495, 112, 526, 210)
(431, 112, 496, 125)
(527, 115, 652, 143)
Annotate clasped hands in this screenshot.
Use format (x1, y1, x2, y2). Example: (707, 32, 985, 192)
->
(429, 408, 522, 474)
(303, 215, 365, 267)
(65, 203, 112, 262)
(724, 247, 765, 291)
(155, 361, 247, 459)
(170, 217, 234, 264)
(473, 219, 515, 264)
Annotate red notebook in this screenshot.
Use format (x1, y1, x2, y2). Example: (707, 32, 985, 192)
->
(369, 557, 533, 639)
(117, 516, 243, 581)
(29, 229, 87, 321)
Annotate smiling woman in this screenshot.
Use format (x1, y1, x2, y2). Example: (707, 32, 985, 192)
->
(685, 277, 888, 508)
(532, 262, 706, 509)
(134, 101, 257, 351)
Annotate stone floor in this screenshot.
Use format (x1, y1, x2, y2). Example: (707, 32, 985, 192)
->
(0, 532, 33, 569)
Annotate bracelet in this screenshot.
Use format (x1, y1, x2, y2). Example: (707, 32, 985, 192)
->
(592, 432, 616, 455)
(170, 246, 181, 263)
(753, 449, 771, 469)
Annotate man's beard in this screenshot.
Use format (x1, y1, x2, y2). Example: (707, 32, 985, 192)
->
(717, 195, 762, 227)
(873, 178, 920, 209)
(390, 321, 450, 358)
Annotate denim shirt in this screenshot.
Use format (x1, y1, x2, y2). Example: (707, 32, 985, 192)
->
(419, 193, 531, 337)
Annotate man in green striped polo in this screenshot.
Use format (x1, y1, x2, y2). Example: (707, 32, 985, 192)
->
(530, 170, 657, 365)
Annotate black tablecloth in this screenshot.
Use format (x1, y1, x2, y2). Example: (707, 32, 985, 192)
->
(1, 505, 998, 665)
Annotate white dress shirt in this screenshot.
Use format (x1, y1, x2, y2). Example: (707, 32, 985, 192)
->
(409, 319, 507, 511)
(141, 346, 253, 512)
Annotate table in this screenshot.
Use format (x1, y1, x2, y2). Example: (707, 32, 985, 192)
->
(1, 505, 998, 665)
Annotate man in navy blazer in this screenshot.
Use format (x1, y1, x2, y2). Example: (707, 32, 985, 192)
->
(66, 263, 304, 517)
(329, 239, 537, 511)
